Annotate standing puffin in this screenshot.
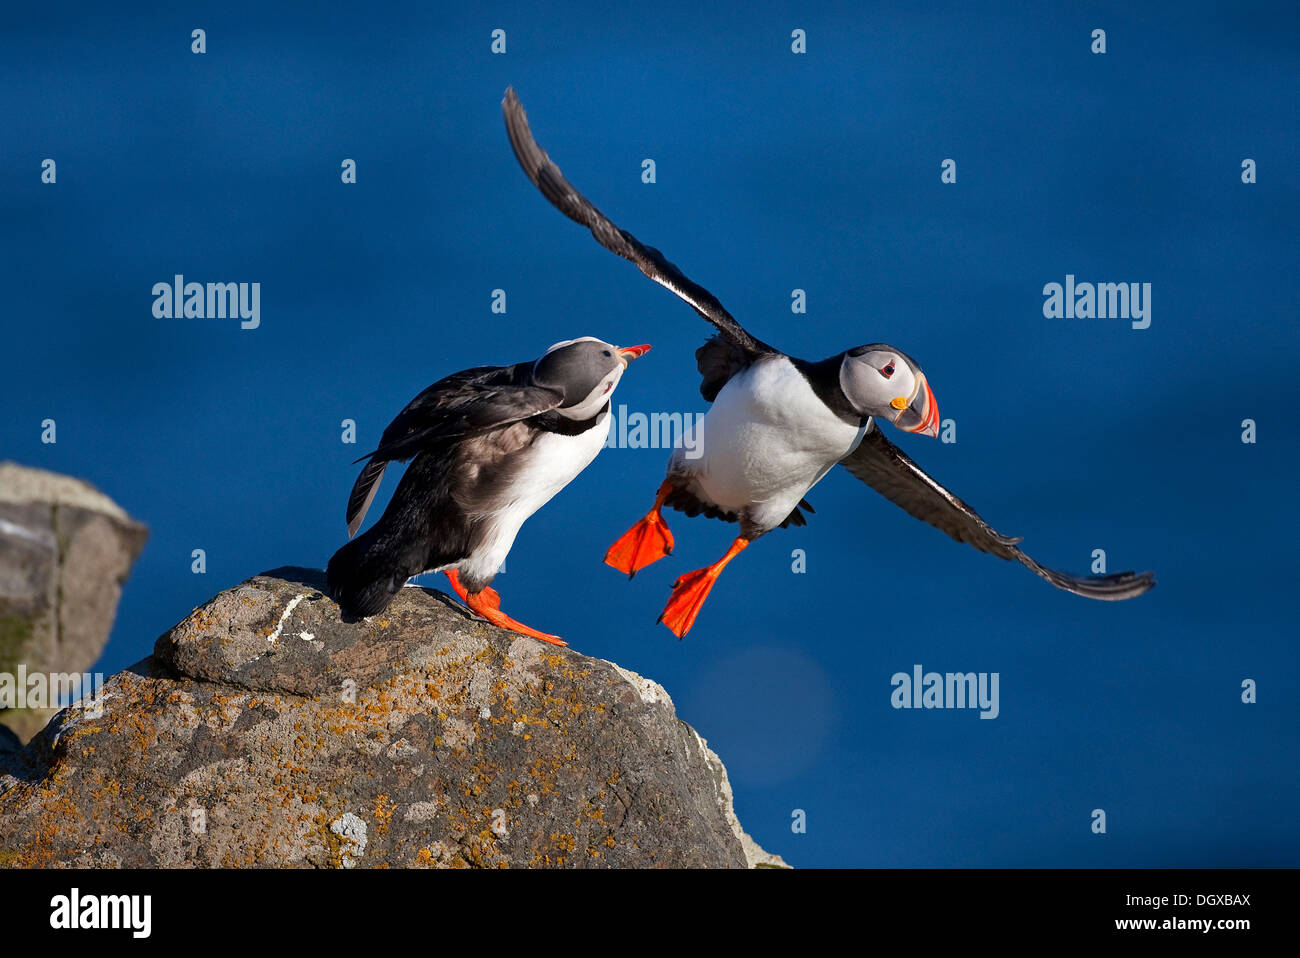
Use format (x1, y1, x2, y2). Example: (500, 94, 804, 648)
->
(327, 336, 651, 645)
(502, 88, 1155, 638)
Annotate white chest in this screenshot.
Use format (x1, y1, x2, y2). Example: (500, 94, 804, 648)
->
(515, 413, 611, 509)
(455, 411, 611, 581)
(689, 357, 866, 519)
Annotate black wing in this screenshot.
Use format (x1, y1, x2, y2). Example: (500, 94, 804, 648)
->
(840, 424, 1155, 600)
(694, 334, 756, 402)
(345, 364, 563, 537)
(503, 87, 774, 358)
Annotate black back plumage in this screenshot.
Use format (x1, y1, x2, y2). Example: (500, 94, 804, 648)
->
(329, 361, 578, 619)
(344, 363, 563, 537)
(694, 335, 757, 403)
(329, 450, 473, 619)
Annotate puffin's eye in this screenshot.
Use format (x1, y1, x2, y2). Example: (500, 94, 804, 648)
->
(881, 362, 896, 379)
(603, 350, 612, 357)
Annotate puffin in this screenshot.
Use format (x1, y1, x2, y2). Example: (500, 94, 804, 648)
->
(326, 336, 651, 645)
(501, 87, 1155, 638)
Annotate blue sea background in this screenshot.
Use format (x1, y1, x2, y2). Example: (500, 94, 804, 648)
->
(2, 1, 1297, 866)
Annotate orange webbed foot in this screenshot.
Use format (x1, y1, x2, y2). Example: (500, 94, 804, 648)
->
(474, 584, 501, 610)
(658, 567, 718, 638)
(656, 537, 750, 639)
(605, 513, 674, 576)
(445, 570, 565, 646)
(605, 481, 675, 577)
(469, 600, 567, 646)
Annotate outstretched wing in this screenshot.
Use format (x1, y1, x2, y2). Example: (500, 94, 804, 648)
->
(503, 87, 774, 359)
(694, 334, 756, 402)
(345, 364, 564, 536)
(840, 424, 1155, 600)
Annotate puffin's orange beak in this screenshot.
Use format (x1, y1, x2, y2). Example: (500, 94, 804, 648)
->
(895, 373, 940, 438)
(617, 344, 652, 366)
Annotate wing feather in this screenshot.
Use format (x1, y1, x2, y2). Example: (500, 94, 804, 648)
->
(344, 364, 564, 535)
(503, 87, 773, 358)
(840, 424, 1155, 600)
(345, 459, 388, 538)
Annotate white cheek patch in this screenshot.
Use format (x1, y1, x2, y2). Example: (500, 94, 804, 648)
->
(842, 354, 918, 417)
(896, 370, 917, 402)
(560, 372, 621, 420)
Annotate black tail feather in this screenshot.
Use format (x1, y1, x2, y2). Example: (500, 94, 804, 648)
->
(327, 528, 417, 620)
(346, 459, 389, 538)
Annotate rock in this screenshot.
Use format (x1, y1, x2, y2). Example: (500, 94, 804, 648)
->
(0, 568, 786, 868)
(0, 463, 148, 743)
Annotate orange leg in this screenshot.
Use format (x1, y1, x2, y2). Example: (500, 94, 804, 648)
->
(657, 537, 749, 639)
(605, 480, 676, 577)
(444, 570, 566, 646)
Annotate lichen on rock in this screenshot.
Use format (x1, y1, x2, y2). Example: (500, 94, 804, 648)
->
(0, 567, 786, 869)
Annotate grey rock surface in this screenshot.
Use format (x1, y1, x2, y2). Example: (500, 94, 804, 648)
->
(0, 568, 786, 868)
(0, 463, 148, 743)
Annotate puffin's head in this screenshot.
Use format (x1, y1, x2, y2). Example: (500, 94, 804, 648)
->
(839, 344, 939, 437)
(533, 336, 652, 420)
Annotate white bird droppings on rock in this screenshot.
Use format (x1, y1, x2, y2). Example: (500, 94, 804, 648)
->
(267, 593, 307, 645)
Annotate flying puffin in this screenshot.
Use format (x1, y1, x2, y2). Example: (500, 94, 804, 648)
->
(501, 87, 1155, 638)
(326, 336, 651, 645)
